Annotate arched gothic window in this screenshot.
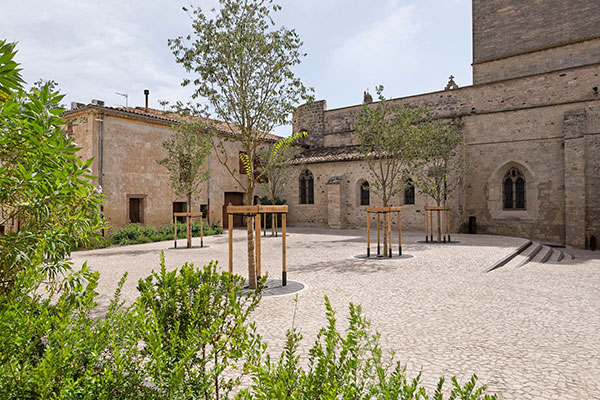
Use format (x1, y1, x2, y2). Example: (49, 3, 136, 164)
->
(360, 181, 370, 206)
(299, 170, 314, 204)
(503, 168, 526, 209)
(404, 178, 415, 205)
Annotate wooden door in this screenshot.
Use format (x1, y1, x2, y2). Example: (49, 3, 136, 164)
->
(223, 192, 244, 228)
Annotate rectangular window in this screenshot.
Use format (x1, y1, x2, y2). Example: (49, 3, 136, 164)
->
(128, 196, 146, 224)
(173, 201, 187, 223)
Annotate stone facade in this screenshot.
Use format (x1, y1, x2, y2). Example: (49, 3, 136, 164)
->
(283, 1, 600, 249)
(65, 105, 268, 232)
(472, 0, 600, 84)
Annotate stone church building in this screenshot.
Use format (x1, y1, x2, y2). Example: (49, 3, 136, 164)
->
(63, 0, 599, 249)
(284, 0, 600, 249)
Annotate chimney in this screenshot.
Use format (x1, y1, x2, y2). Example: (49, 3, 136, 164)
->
(91, 99, 105, 106)
(71, 102, 85, 110)
(144, 89, 150, 111)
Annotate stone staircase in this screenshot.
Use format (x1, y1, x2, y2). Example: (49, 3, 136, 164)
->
(485, 240, 576, 273)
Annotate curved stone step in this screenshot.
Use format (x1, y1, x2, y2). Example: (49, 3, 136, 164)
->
(539, 247, 553, 264)
(515, 243, 543, 268)
(484, 240, 532, 273)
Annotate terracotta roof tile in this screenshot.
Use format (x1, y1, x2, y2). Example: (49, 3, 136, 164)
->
(65, 104, 282, 142)
(293, 145, 364, 164)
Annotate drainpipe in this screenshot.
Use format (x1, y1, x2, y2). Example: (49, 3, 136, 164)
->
(95, 113, 105, 235)
(95, 114, 105, 188)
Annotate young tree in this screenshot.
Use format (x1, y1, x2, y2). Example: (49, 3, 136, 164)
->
(157, 119, 211, 223)
(414, 116, 465, 242)
(169, 0, 312, 288)
(352, 86, 423, 256)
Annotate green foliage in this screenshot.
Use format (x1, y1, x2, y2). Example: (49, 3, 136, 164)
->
(156, 120, 212, 210)
(413, 118, 465, 207)
(256, 131, 307, 204)
(136, 253, 263, 399)
(169, 0, 313, 289)
(240, 296, 497, 400)
(0, 41, 104, 294)
(107, 222, 223, 246)
(0, 266, 150, 399)
(0, 256, 262, 399)
(0, 40, 24, 96)
(353, 86, 424, 207)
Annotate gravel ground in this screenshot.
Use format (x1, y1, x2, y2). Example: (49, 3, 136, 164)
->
(72, 228, 600, 399)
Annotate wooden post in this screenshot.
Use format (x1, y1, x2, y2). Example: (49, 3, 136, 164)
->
(377, 212, 381, 255)
(425, 208, 428, 243)
(255, 214, 262, 281)
(442, 208, 446, 243)
(366, 211, 371, 257)
(274, 212, 278, 237)
(282, 213, 287, 286)
(200, 214, 204, 247)
(186, 215, 191, 248)
(447, 208, 451, 242)
(263, 213, 267, 237)
(228, 213, 233, 274)
(174, 216, 178, 248)
(397, 210, 402, 255)
(387, 211, 392, 258)
(429, 210, 433, 242)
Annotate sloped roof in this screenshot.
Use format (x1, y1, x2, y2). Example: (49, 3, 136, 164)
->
(293, 145, 364, 164)
(64, 104, 282, 142)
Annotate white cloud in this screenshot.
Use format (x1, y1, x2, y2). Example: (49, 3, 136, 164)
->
(327, 4, 422, 89)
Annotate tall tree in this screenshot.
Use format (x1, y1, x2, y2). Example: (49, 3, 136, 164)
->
(353, 86, 423, 256)
(169, 0, 312, 288)
(414, 116, 465, 242)
(157, 119, 212, 221)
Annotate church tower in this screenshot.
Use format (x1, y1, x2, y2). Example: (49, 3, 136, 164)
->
(472, 0, 600, 84)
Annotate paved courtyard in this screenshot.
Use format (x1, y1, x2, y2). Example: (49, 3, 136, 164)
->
(72, 228, 600, 399)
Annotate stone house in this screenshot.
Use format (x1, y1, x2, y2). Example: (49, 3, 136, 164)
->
(282, 0, 600, 249)
(64, 101, 278, 231)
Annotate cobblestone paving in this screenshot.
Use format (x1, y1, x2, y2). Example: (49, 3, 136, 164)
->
(73, 228, 600, 399)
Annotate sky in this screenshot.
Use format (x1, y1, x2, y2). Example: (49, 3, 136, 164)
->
(4, 0, 472, 136)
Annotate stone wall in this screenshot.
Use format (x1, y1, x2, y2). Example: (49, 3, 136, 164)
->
(473, 38, 600, 84)
(472, 0, 600, 78)
(282, 160, 463, 233)
(297, 64, 600, 150)
(67, 107, 264, 231)
(288, 63, 600, 247)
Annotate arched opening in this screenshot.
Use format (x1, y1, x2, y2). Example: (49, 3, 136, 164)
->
(360, 181, 370, 206)
(404, 178, 415, 205)
(503, 168, 526, 210)
(299, 170, 314, 204)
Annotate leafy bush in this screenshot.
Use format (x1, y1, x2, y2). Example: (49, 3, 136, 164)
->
(1, 255, 497, 399)
(107, 221, 223, 247)
(0, 40, 104, 294)
(240, 296, 497, 400)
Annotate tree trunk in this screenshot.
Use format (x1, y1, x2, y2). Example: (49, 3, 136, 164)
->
(246, 188, 257, 289)
(187, 192, 193, 248)
(382, 191, 389, 257)
(436, 194, 442, 243)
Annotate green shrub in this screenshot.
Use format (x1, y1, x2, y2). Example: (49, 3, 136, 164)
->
(240, 296, 498, 400)
(107, 222, 222, 247)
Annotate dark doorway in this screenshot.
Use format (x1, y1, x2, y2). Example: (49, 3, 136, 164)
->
(173, 201, 187, 223)
(129, 197, 144, 224)
(223, 192, 244, 228)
